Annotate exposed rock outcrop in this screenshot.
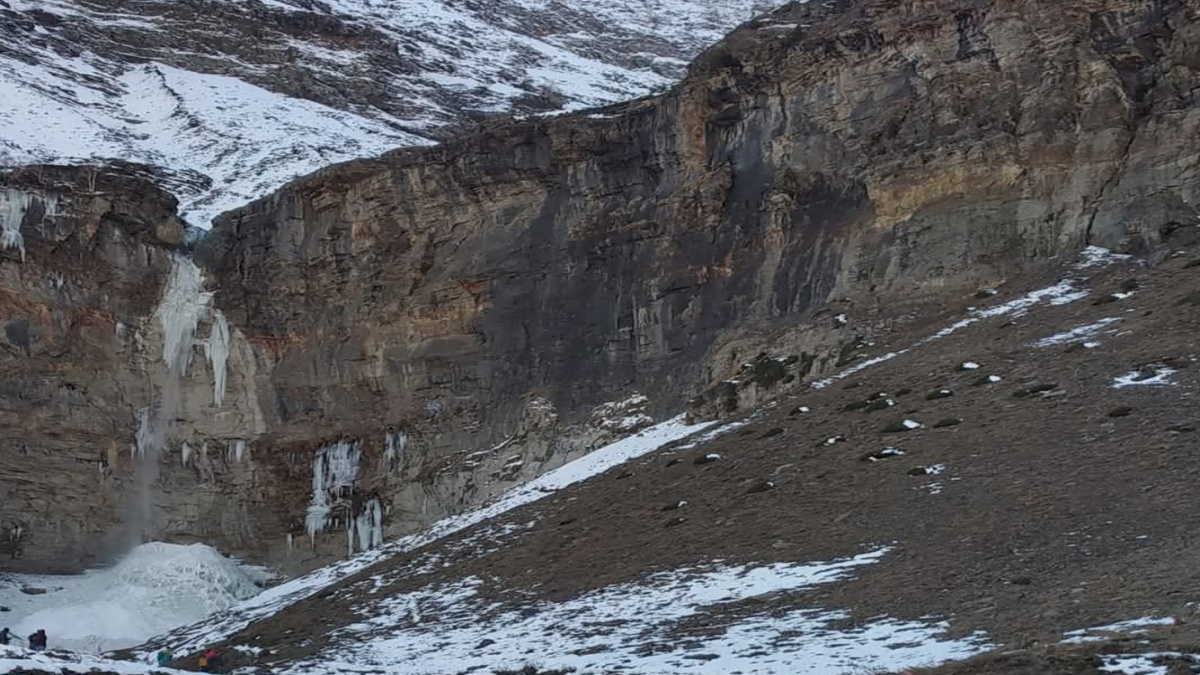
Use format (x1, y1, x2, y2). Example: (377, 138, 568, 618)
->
(2, 0, 1199, 574)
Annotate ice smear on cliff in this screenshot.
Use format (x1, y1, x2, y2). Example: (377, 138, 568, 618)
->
(0, 542, 270, 654)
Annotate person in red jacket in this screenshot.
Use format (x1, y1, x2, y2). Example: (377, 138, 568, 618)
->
(27, 629, 46, 651)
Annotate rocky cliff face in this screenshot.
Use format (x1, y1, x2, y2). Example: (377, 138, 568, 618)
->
(2, 0, 1198, 574)
(0, 164, 183, 572)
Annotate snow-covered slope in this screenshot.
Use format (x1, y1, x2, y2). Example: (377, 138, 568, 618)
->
(0, 0, 773, 226)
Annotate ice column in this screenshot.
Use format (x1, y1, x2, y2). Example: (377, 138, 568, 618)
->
(204, 310, 230, 406)
(349, 498, 383, 555)
(305, 441, 362, 539)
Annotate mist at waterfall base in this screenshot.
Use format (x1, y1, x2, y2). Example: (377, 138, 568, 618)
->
(0, 542, 271, 654)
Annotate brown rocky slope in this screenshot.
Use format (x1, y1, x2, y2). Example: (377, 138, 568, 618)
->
(1, 0, 1199, 578)
(141, 238, 1200, 674)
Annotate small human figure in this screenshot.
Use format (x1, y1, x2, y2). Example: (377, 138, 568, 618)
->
(156, 647, 173, 666)
(0, 627, 10, 645)
(27, 629, 46, 651)
(199, 648, 222, 672)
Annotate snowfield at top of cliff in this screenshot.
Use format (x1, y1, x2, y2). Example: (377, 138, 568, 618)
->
(0, 0, 773, 227)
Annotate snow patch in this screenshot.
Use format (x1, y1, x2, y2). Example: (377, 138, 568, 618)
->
(1075, 245, 1133, 269)
(811, 352, 902, 389)
(1062, 616, 1175, 644)
(1034, 318, 1120, 347)
(1112, 368, 1178, 388)
(294, 547, 990, 674)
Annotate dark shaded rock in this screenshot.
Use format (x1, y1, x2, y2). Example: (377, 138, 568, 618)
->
(616, 470, 634, 480)
(664, 516, 686, 528)
(19, 587, 45, 595)
(1093, 293, 1126, 305)
(758, 427, 784, 439)
(666, 458, 684, 467)
(788, 405, 812, 416)
(842, 400, 871, 412)
(1107, 406, 1134, 418)
(925, 388, 954, 401)
(745, 479, 775, 494)
(660, 500, 687, 511)
(1185, 258, 1200, 269)
(1160, 357, 1193, 370)
(476, 638, 496, 649)
(4, 319, 31, 351)
(1167, 423, 1197, 433)
(933, 418, 963, 428)
(863, 398, 896, 413)
(558, 517, 577, 527)
(975, 289, 999, 299)
(820, 435, 847, 447)
(1012, 383, 1059, 398)
(894, 388, 913, 397)
(1121, 278, 1140, 291)
(693, 453, 722, 466)
(1009, 576, 1033, 586)
(741, 352, 789, 389)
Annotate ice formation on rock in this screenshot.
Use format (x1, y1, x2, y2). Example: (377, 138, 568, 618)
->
(154, 256, 232, 406)
(384, 431, 407, 467)
(205, 310, 230, 406)
(130, 408, 153, 459)
(155, 256, 213, 374)
(350, 498, 383, 555)
(0, 189, 60, 262)
(306, 441, 363, 540)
